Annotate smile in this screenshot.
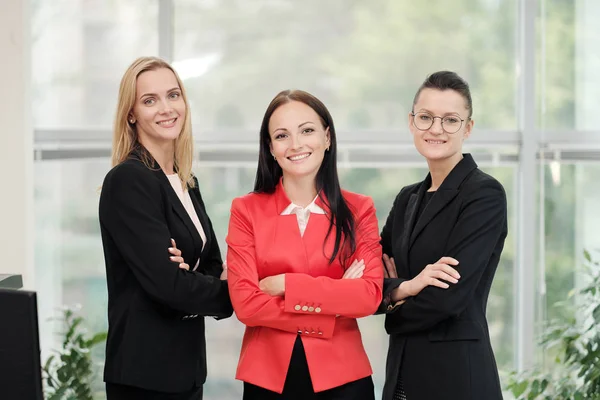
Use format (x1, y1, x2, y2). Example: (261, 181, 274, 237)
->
(425, 139, 446, 144)
(287, 153, 311, 162)
(156, 118, 177, 127)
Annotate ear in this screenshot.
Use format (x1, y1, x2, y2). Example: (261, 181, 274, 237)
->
(463, 118, 474, 139)
(325, 127, 331, 147)
(128, 114, 136, 124)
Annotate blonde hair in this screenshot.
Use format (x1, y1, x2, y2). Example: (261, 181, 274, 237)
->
(112, 56, 195, 187)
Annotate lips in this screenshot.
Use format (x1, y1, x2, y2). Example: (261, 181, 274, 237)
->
(425, 139, 446, 144)
(156, 118, 177, 127)
(287, 153, 311, 162)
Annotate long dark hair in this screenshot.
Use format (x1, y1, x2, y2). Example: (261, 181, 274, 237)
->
(254, 89, 356, 264)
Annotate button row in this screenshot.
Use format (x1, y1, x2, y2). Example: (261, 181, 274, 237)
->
(293, 304, 321, 313)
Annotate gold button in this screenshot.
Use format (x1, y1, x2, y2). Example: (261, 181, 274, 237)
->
(315, 307, 322, 313)
(302, 306, 308, 311)
(294, 305, 301, 311)
(308, 307, 314, 312)
(305, 330, 309, 334)
(297, 330, 302, 334)
(318, 331, 323, 335)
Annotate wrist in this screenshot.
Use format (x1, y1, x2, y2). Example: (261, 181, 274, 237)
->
(400, 280, 416, 298)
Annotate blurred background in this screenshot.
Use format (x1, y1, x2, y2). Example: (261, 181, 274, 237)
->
(3, 0, 600, 398)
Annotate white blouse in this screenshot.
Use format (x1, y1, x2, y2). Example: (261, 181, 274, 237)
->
(280, 195, 326, 236)
(166, 174, 207, 270)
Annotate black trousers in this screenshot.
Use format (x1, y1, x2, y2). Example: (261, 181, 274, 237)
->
(243, 336, 375, 400)
(106, 382, 203, 400)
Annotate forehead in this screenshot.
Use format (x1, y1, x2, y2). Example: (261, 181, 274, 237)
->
(136, 68, 179, 95)
(414, 88, 468, 114)
(269, 101, 321, 130)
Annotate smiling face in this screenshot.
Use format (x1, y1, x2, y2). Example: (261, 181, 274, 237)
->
(409, 88, 473, 164)
(268, 100, 331, 182)
(130, 67, 186, 148)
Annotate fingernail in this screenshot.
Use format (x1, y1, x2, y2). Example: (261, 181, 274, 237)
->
(168, 247, 174, 251)
(170, 256, 175, 260)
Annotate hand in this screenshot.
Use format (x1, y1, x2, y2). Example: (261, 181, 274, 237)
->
(220, 262, 227, 280)
(259, 274, 285, 296)
(343, 259, 365, 279)
(169, 238, 190, 271)
(382, 254, 397, 278)
(404, 256, 460, 297)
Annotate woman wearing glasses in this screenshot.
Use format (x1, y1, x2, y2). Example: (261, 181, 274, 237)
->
(378, 71, 507, 400)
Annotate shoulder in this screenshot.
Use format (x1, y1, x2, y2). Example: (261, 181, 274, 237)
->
(103, 158, 155, 186)
(462, 169, 506, 199)
(340, 190, 376, 219)
(101, 158, 161, 199)
(230, 191, 273, 213)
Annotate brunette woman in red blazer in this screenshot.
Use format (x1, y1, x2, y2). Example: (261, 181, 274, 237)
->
(225, 90, 383, 399)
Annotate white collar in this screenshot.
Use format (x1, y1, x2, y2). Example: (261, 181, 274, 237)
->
(280, 195, 326, 215)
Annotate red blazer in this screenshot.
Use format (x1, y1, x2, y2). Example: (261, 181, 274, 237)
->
(226, 181, 383, 393)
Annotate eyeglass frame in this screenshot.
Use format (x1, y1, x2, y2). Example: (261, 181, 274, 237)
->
(409, 111, 469, 134)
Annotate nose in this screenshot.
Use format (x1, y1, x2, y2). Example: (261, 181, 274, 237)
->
(429, 117, 444, 135)
(158, 98, 173, 114)
(290, 133, 302, 149)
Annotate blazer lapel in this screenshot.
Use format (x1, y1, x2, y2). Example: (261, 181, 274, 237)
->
(188, 185, 209, 253)
(408, 154, 479, 249)
(400, 191, 421, 277)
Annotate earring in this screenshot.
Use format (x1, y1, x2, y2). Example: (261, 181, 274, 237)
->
(272, 154, 276, 160)
(129, 118, 135, 124)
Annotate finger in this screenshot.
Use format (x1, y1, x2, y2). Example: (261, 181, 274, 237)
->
(433, 263, 461, 279)
(429, 278, 450, 289)
(171, 238, 177, 248)
(384, 257, 397, 278)
(389, 257, 396, 270)
(168, 247, 182, 256)
(170, 256, 184, 263)
(222, 262, 227, 269)
(439, 264, 461, 279)
(432, 270, 459, 284)
(437, 256, 459, 266)
(178, 263, 189, 271)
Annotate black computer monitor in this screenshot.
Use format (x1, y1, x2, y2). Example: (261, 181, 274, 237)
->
(0, 289, 44, 400)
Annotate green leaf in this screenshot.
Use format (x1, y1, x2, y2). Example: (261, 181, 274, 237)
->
(584, 249, 592, 263)
(511, 381, 529, 398)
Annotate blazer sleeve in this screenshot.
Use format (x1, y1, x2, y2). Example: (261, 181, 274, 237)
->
(99, 164, 231, 317)
(384, 180, 507, 335)
(376, 191, 407, 315)
(226, 197, 336, 339)
(283, 197, 383, 319)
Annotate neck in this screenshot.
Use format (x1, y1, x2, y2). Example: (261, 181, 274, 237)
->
(140, 138, 175, 175)
(282, 173, 318, 207)
(426, 153, 463, 191)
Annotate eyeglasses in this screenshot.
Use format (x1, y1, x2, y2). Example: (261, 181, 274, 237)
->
(410, 112, 466, 134)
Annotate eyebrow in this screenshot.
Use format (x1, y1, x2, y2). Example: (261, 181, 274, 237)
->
(139, 87, 180, 100)
(273, 121, 315, 133)
(418, 108, 461, 116)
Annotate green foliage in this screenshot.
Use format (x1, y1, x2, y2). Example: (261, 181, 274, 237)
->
(42, 307, 107, 400)
(507, 250, 600, 399)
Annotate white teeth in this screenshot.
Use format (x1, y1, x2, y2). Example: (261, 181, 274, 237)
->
(157, 118, 176, 126)
(427, 140, 445, 144)
(289, 153, 310, 161)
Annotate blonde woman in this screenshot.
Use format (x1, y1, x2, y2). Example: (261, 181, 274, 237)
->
(99, 56, 232, 400)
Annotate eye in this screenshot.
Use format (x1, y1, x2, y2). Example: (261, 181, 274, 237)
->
(274, 133, 288, 140)
(143, 97, 155, 106)
(444, 117, 460, 124)
(169, 92, 180, 99)
(302, 128, 314, 134)
(418, 114, 433, 122)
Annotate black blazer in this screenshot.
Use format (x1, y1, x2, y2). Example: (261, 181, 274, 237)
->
(99, 149, 233, 393)
(379, 154, 507, 400)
